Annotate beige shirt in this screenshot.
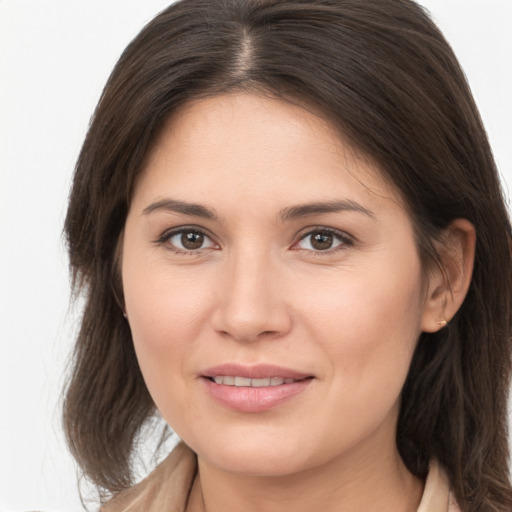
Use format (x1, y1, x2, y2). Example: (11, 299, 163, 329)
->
(102, 443, 461, 512)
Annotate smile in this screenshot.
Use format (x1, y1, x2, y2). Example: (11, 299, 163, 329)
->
(201, 365, 314, 412)
(211, 376, 301, 387)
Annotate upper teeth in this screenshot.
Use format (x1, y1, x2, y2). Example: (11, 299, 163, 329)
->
(213, 376, 297, 387)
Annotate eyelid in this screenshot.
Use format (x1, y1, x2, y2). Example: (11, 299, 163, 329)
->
(155, 225, 220, 252)
(154, 224, 354, 254)
(291, 226, 355, 253)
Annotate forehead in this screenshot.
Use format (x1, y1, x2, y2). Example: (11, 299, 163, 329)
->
(133, 93, 401, 215)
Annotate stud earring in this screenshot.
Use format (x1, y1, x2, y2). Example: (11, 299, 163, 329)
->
(436, 319, 448, 327)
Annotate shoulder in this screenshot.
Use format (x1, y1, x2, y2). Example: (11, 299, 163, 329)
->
(100, 443, 197, 512)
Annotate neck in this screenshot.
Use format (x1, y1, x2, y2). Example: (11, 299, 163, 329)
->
(187, 430, 423, 512)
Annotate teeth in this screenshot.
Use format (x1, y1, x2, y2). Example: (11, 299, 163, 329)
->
(252, 378, 271, 387)
(212, 376, 298, 387)
(234, 376, 252, 387)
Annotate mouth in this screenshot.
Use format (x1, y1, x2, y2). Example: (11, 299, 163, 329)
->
(207, 376, 310, 387)
(201, 364, 314, 412)
(201, 363, 312, 381)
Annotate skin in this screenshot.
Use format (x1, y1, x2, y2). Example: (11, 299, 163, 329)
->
(122, 93, 475, 512)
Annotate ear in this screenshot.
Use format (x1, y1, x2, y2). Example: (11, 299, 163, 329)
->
(421, 219, 476, 333)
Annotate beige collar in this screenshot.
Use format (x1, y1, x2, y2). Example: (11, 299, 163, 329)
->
(417, 459, 461, 512)
(102, 443, 460, 512)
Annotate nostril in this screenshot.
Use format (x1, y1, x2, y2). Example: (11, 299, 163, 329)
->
(210, 282, 293, 343)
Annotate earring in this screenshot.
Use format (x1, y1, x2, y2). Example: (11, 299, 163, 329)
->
(436, 319, 448, 327)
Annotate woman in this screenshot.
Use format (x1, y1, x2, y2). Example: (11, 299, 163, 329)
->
(63, 0, 512, 511)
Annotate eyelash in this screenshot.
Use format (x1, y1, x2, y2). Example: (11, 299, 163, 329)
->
(155, 226, 354, 256)
(155, 226, 219, 255)
(293, 227, 354, 255)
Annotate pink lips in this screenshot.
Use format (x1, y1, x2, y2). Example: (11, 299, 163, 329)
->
(201, 364, 313, 413)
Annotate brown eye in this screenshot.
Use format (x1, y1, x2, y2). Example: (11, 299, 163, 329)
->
(296, 229, 349, 252)
(181, 231, 204, 250)
(163, 228, 216, 252)
(310, 232, 334, 250)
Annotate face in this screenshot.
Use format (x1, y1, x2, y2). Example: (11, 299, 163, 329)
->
(122, 93, 432, 477)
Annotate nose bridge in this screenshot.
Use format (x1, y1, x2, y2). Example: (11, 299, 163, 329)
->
(213, 244, 291, 342)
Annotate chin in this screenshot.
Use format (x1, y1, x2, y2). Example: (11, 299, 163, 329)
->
(186, 429, 310, 477)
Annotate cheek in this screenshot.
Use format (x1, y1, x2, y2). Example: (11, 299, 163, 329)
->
(123, 227, 214, 336)
(289, 261, 424, 455)
(121, 249, 216, 400)
(298, 255, 424, 395)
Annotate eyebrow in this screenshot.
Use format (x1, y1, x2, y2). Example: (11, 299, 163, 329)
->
(279, 200, 375, 222)
(142, 199, 218, 220)
(142, 198, 374, 222)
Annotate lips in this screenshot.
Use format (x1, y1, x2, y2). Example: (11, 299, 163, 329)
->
(201, 364, 313, 412)
(202, 363, 311, 380)
(212, 376, 298, 387)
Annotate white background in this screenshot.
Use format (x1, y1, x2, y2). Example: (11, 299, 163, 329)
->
(1, 1, 511, 510)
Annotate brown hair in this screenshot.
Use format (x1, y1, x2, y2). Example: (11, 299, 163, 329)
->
(64, 0, 512, 510)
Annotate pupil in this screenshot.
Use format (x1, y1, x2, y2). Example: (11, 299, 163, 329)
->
(181, 231, 204, 250)
(311, 232, 333, 250)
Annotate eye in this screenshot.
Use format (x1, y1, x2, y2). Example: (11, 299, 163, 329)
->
(160, 228, 217, 253)
(295, 228, 351, 252)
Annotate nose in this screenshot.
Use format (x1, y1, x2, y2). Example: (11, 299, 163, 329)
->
(211, 250, 293, 343)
